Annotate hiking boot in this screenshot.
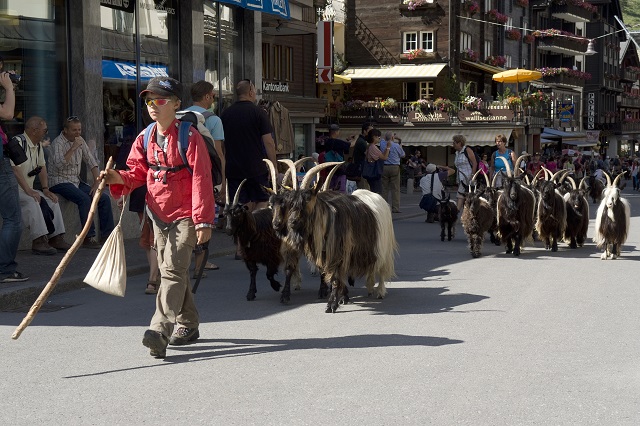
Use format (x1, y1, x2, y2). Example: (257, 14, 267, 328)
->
(142, 330, 168, 359)
(82, 237, 102, 249)
(48, 234, 72, 252)
(0, 271, 29, 283)
(169, 327, 200, 346)
(32, 236, 57, 255)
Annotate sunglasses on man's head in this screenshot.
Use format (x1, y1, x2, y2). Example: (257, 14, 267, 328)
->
(144, 98, 171, 107)
(66, 116, 79, 121)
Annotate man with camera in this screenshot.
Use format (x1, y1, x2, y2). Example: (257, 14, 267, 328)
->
(12, 116, 72, 255)
(0, 69, 29, 283)
(48, 116, 114, 248)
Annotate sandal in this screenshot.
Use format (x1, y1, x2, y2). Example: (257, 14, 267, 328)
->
(145, 282, 159, 295)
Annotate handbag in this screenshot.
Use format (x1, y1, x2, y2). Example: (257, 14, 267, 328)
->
(38, 197, 56, 235)
(83, 198, 128, 297)
(419, 173, 438, 213)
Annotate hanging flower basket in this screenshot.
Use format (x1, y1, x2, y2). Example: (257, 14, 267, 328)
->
(505, 29, 522, 41)
(487, 9, 509, 24)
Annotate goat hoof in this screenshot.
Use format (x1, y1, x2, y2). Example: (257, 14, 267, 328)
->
(246, 293, 256, 301)
(270, 282, 282, 292)
(471, 252, 480, 258)
(280, 294, 290, 304)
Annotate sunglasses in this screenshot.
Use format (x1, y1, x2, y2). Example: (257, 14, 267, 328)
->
(66, 116, 79, 121)
(145, 98, 171, 107)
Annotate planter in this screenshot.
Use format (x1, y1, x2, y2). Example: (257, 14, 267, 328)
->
(542, 74, 585, 87)
(538, 36, 588, 55)
(551, 3, 594, 23)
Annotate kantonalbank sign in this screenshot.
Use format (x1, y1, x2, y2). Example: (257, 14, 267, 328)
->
(263, 81, 290, 93)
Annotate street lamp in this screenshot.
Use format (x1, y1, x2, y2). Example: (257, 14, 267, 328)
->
(585, 40, 597, 56)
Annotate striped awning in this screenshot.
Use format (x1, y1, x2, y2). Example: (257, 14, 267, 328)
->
(360, 128, 512, 147)
(461, 60, 505, 75)
(340, 63, 447, 80)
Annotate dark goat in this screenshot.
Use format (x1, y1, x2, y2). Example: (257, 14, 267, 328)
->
(587, 174, 605, 204)
(594, 173, 631, 260)
(562, 177, 589, 249)
(438, 190, 458, 241)
(495, 158, 536, 256)
(535, 168, 567, 252)
(460, 189, 495, 258)
(271, 162, 397, 313)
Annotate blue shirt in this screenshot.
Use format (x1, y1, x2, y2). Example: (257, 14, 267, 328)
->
(184, 105, 225, 141)
(379, 139, 406, 165)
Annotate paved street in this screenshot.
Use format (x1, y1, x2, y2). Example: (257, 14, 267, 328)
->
(1, 188, 639, 425)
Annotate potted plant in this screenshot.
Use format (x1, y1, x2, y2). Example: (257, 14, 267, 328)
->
(463, 0, 480, 15)
(433, 97, 456, 113)
(380, 97, 397, 109)
(462, 96, 482, 110)
(505, 29, 522, 41)
(410, 98, 431, 112)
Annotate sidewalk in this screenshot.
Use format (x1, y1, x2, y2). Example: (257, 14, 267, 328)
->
(0, 190, 426, 311)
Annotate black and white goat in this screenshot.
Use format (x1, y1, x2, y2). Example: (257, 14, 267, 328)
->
(562, 176, 589, 249)
(461, 171, 496, 258)
(495, 156, 536, 256)
(593, 173, 631, 260)
(438, 190, 458, 241)
(535, 167, 567, 252)
(270, 162, 397, 313)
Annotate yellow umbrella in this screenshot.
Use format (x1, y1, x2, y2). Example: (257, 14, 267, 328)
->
(492, 68, 543, 83)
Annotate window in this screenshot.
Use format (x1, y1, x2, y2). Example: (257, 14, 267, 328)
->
(262, 43, 270, 80)
(506, 17, 513, 30)
(505, 55, 512, 68)
(420, 32, 434, 52)
(283, 47, 293, 81)
(484, 0, 492, 13)
(419, 81, 434, 99)
(273, 45, 282, 80)
(460, 32, 471, 51)
(404, 32, 418, 52)
(485, 40, 491, 58)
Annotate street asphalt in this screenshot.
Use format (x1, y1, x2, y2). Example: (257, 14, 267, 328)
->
(1, 186, 639, 425)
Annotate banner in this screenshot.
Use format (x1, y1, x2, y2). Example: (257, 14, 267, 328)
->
(102, 60, 168, 81)
(217, 0, 290, 19)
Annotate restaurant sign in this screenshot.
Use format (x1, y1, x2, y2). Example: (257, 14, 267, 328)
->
(457, 109, 514, 122)
(406, 111, 448, 124)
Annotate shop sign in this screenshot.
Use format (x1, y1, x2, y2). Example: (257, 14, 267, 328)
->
(587, 93, 595, 130)
(406, 111, 448, 124)
(218, 0, 290, 19)
(338, 111, 370, 124)
(457, 108, 514, 122)
(140, 0, 176, 15)
(101, 0, 135, 13)
(102, 60, 168, 80)
(263, 81, 290, 93)
(557, 103, 574, 123)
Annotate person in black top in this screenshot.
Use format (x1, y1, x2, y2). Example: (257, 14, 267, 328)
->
(352, 122, 372, 190)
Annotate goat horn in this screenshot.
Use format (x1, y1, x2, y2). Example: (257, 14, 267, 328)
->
(604, 170, 612, 187)
(471, 169, 483, 183)
(496, 156, 512, 177)
(263, 159, 278, 194)
(613, 172, 624, 188)
(531, 169, 543, 187)
(523, 174, 530, 185)
(514, 154, 528, 176)
(225, 175, 230, 207)
(301, 162, 342, 189)
(482, 170, 490, 188)
(321, 162, 346, 191)
(578, 177, 587, 190)
(295, 156, 313, 169)
(279, 159, 297, 190)
(566, 176, 577, 190)
(550, 169, 564, 183)
(232, 178, 248, 206)
(491, 171, 500, 188)
(540, 166, 552, 180)
(557, 169, 570, 184)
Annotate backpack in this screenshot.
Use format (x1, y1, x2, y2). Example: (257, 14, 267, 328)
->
(462, 146, 481, 172)
(143, 110, 223, 187)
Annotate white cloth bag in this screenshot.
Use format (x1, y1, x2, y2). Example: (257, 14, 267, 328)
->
(83, 198, 127, 297)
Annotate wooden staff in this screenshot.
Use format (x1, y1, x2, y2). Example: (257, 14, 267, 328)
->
(11, 157, 115, 340)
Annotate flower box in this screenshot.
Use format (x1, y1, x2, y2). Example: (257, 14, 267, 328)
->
(505, 29, 522, 41)
(399, 0, 439, 13)
(537, 35, 588, 54)
(551, 3, 594, 22)
(542, 74, 585, 87)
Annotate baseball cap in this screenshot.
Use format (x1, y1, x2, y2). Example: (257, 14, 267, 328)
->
(329, 124, 340, 131)
(139, 77, 183, 100)
(425, 163, 436, 173)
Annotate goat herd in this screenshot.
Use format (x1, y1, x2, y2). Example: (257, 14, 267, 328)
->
(222, 155, 631, 314)
(459, 154, 631, 260)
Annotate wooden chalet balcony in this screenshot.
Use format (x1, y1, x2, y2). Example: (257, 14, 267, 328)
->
(622, 122, 640, 132)
(537, 36, 588, 56)
(551, 3, 594, 23)
(621, 70, 639, 83)
(542, 74, 586, 87)
(620, 95, 640, 108)
(398, 0, 440, 14)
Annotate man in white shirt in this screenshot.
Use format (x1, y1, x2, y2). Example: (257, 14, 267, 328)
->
(11, 117, 71, 254)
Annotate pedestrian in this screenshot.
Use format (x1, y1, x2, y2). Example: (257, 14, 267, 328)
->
(102, 76, 215, 358)
(0, 69, 29, 283)
(351, 122, 372, 190)
(452, 134, 477, 213)
(420, 163, 455, 223)
(380, 131, 405, 213)
(48, 116, 115, 248)
(364, 128, 390, 194)
(11, 116, 72, 255)
(489, 133, 516, 188)
(631, 159, 639, 191)
(185, 80, 225, 273)
(220, 79, 277, 259)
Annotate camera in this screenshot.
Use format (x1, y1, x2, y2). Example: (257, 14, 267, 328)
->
(27, 166, 42, 177)
(9, 74, 21, 84)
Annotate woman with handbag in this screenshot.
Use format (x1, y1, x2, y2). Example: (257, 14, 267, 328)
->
(362, 128, 390, 194)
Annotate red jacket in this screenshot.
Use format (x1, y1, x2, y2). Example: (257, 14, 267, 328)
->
(110, 119, 214, 226)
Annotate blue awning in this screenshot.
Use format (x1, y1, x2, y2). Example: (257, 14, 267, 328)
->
(218, 0, 290, 19)
(102, 60, 169, 81)
(541, 127, 586, 140)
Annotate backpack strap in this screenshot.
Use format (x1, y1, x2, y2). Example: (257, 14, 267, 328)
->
(200, 111, 215, 120)
(143, 123, 155, 152)
(14, 134, 39, 165)
(177, 121, 193, 175)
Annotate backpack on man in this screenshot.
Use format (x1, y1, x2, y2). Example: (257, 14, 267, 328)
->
(462, 146, 481, 172)
(142, 110, 223, 188)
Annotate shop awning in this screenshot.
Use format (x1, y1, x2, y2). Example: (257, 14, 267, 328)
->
(316, 74, 351, 84)
(461, 60, 505, 75)
(563, 140, 597, 147)
(340, 64, 447, 80)
(541, 127, 586, 140)
(395, 128, 513, 146)
(218, 0, 290, 19)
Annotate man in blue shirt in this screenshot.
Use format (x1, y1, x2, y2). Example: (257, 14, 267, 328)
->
(380, 131, 406, 213)
(185, 80, 225, 272)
